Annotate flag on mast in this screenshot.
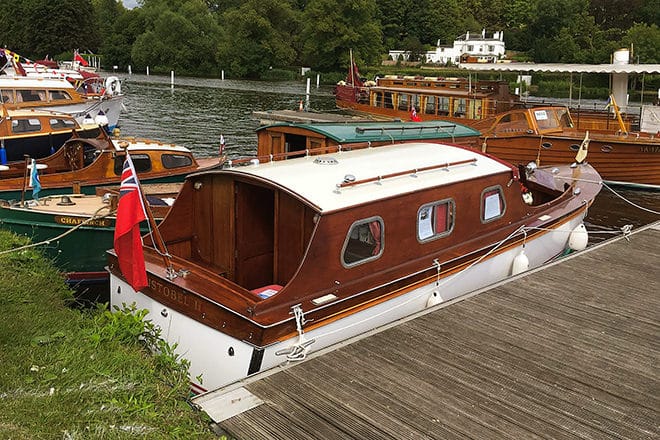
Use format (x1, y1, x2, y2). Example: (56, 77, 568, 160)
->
(29, 159, 41, 200)
(113, 154, 148, 291)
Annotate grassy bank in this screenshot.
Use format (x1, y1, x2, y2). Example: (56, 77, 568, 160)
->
(0, 231, 217, 439)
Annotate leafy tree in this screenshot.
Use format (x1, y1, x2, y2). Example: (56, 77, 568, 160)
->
(623, 23, 660, 64)
(131, 0, 220, 75)
(0, 0, 100, 58)
(216, 0, 301, 78)
(300, 0, 383, 72)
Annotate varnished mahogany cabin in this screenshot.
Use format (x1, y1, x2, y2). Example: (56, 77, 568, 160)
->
(0, 132, 221, 200)
(108, 141, 601, 393)
(255, 119, 481, 157)
(0, 108, 100, 162)
(474, 106, 660, 188)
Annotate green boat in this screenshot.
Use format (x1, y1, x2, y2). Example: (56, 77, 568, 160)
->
(0, 185, 178, 284)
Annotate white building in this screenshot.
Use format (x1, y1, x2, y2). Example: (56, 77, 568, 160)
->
(389, 30, 505, 65)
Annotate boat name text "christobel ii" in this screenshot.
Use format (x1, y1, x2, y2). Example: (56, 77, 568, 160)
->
(148, 278, 203, 312)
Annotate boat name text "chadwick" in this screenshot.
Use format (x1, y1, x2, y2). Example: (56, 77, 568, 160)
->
(55, 216, 112, 227)
(148, 278, 202, 312)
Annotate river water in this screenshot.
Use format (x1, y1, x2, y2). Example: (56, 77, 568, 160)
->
(117, 74, 659, 242)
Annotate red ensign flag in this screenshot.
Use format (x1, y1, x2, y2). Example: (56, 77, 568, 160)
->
(74, 51, 89, 67)
(113, 154, 148, 291)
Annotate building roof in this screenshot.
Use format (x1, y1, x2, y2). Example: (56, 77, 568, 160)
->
(257, 121, 480, 143)
(459, 63, 660, 74)
(222, 142, 512, 213)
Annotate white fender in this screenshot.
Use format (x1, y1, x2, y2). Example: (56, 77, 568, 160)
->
(104, 76, 121, 96)
(568, 223, 588, 251)
(511, 250, 530, 275)
(426, 290, 443, 307)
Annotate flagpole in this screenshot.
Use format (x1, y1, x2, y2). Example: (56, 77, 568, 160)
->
(20, 155, 29, 205)
(138, 185, 175, 274)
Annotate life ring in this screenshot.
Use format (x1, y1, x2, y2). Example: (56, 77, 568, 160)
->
(104, 76, 121, 96)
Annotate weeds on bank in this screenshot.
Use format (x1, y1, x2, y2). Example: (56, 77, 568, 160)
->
(0, 231, 217, 439)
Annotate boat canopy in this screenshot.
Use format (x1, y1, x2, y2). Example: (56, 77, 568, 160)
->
(256, 120, 480, 144)
(221, 142, 514, 213)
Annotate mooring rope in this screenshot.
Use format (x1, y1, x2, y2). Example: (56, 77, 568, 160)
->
(0, 204, 114, 256)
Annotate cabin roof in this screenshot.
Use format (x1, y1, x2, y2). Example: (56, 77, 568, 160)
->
(257, 121, 480, 143)
(0, 76, 75, 89)
(111, 139, 190, 153)
(222, 142, 513, 212)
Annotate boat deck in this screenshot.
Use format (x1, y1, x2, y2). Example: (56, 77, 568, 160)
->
(252, 110, 397, 125)
(197, 223, 659, 440)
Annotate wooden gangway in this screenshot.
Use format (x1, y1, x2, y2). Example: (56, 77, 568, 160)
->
(196, 222, 659, 439)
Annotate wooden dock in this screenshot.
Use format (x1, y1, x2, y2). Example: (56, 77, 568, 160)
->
(197, 223, 659, 439)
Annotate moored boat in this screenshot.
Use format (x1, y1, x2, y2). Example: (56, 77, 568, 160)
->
(0, 107, 101, 162)
(335, 64, 519, 124)
(107, 140, 602, 394)
(0, 76, 124, 132)
(0, 183, 180, 283)
(256, 119, 481, 156)
(0, 131, 223, 200)
(474, 106, 660, 189)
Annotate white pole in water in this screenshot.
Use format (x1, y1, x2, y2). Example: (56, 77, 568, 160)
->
(305, 77, 311, 111)
(146, 66, 149, 76)
(222, 70, 225, 80)
(316, 74, 320, 88)
(128, 65, 132, 75)
(171, 71, 174, 89)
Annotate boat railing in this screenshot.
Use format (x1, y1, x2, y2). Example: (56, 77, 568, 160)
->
(335, 157, 478, 189)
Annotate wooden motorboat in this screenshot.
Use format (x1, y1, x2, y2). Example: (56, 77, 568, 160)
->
(0, 76, 123, 132)
(256, 119, 481, 156)
(107, 140, 602, 394)
(0, 131, 223, 200)
(0, 183, 180, 283)
(335, 65, 518, 124)
(335, 64, 638, 132)
(0, 107, 101, 162)
(473, 106, 660, 189)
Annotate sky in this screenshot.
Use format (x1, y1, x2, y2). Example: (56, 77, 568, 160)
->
(122, 0, 138, 9)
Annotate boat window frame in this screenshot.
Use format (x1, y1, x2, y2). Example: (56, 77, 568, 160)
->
(480, 185, 506, 223)
(417, 199, 455, 243)
(114, 153, 152, 175)
(11, 117, 42, 133)
(341, 216, 385, 268)
(161, 153, 193, 169)
(49, 90, 73, 101)
(49, 118, 76, 130)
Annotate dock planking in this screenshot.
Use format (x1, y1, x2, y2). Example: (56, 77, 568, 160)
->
(214, 223, 659, 439)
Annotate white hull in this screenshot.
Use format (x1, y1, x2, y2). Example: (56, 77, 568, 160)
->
(110, 214, 585, 393)
(44, 95, 124, 131)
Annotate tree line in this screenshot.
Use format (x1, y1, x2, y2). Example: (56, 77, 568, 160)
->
(0, 0, 657, 78)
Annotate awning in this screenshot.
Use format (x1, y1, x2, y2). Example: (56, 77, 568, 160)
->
(458, 63, 660, 74)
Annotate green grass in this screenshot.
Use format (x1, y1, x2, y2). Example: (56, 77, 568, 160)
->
(0, 231, 218, 439)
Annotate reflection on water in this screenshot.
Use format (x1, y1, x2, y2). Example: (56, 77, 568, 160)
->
(117, 74, 659, 236)
(118, 74, 338, 158)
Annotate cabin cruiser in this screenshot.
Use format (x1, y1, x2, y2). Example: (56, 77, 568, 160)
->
(107, 141, 602, 394)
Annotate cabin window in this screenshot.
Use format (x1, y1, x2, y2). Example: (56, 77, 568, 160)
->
(374, 91, 383, 108)
(17, 90, 47, 102)
(49, 118, 76, 129)
(417, 200, 454, 242)
(384, 92, 394, 109)
(397, 94, 409, 111)
(533, 109, 561, 130)
(342, 217, 384, 267)
(425, 96, 436, 114)
(0, 90, 14, 103)
(438, 97, 450, 115)
(114, 154, 152, 175)
(453, 98, 466, 117)
(11, 118, 41, 133)
(494, 112, 529, 133)
(49, 90, 72, 101)
(162, 154, 192, 169)
(481, 186, 506, 222)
